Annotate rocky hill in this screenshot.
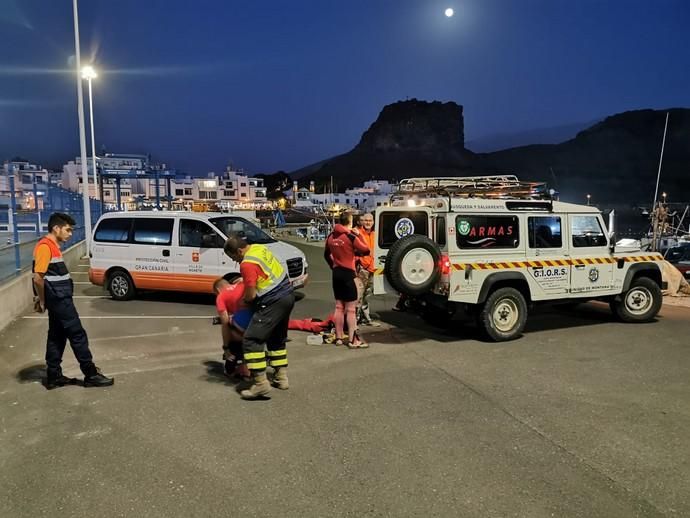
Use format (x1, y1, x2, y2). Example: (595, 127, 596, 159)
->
(295, 101, 690, 204)
(293, 99, 475, 186)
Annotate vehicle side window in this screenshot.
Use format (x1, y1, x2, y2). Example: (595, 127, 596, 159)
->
(571, 215, 607, 248)
(209, 217, 274, 244)
(94, 218, 132, 243)
(455, 215, 519, 249)
(132, 218, 173, 246)
(528, 216, 562, 248)
(179, 219, 221, 247)
(435, 217, 446, 247)
(378, 212, 429, 249)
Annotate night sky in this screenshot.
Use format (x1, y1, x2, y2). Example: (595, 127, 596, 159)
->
(1, 0, 689, 175)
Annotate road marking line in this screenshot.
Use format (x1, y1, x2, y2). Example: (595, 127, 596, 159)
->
(90, 330, 197, 342)
(23, 315, 212, 319)
(72, 295, 108, 299)
(73, 282, 93, 285)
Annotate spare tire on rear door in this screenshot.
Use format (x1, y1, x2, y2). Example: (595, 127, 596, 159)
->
(384, 234, 442, 296)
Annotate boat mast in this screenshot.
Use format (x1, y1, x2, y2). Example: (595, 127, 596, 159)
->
(651, 112, 670, 252)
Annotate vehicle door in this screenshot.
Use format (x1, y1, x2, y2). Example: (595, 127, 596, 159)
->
(174, 217, 228, 293)
(372, 206, 433, 295)
(129, 217, 177, 291)
(525, 214, 569, 297)
(568, 214, 614, 295)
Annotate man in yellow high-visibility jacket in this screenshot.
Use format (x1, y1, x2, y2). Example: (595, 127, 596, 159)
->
(224, 234, 295, 400)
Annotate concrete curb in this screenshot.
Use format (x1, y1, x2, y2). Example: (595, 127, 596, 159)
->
(0, 240, 86, 332)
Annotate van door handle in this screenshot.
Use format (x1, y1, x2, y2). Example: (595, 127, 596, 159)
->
(162, 249, 170, 257)
(574, 264, 585, 270)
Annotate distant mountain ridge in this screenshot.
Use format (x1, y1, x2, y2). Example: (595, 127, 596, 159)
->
(465, 120, 598, 153)
(293, 100, 690, 204)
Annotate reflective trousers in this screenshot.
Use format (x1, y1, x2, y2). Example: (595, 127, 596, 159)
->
(242, 293, 295, 373)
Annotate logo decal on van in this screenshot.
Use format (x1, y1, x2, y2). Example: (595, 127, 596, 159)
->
(589, 267, 599, 282)
(458, 220, 471, 236)
(394, 218, 415, 239)
(192, 252, 200, 263)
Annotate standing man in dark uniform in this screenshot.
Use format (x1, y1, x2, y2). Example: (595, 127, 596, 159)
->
(33, 213, 114, 390)
(223, 234, 294, 400)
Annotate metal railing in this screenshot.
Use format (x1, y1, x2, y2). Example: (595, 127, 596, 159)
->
(0, 181, 101, 283)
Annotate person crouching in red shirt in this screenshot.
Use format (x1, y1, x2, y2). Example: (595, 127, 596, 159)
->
(214, 274, 253, 379)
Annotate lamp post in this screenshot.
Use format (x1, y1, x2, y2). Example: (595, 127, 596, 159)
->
(662, 192, 667, 205)
(586, 194, 591, 206)
(82, 65, 99, 205)
(71, 0, 92, 249)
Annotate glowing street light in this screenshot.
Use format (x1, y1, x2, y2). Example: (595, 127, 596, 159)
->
(662, 192, 667, 204)
(81, 65, 99, 203)
(586, 194, 591, 206)
(445, 7, 454, 17)
(81, 65, 97, 80)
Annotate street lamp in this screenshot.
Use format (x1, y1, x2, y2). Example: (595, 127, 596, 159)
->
(71, 0, 92, 250)
(586, 194, 591, 206)
(81, 65, 99, 204)
(662, 192, 667, 204)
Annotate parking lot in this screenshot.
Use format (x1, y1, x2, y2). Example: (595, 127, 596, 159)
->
(1, 240, 689, 517)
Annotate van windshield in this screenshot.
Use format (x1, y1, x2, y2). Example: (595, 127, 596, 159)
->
(209, 217, 276, 244)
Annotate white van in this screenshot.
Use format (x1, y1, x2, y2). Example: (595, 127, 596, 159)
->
(88, 211, 308, 300)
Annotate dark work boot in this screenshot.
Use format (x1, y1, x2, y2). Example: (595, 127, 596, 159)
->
(83, 366, 114, 387)
(45, 373, 79, 391)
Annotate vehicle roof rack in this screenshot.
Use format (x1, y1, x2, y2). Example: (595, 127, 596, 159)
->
(393, 175, 551, 201)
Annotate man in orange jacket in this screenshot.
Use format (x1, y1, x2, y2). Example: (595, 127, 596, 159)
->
(355, 213, 380, 326)
(33, 213, 114, 390)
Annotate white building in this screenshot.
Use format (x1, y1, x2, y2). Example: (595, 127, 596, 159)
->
(287, 179, 394, 213)
(62, 155, 269, 210)
(62, 153, 148, 203)
(1, 160, 52, 210)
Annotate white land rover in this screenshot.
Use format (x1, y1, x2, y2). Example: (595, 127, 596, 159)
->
(373, 176, 665, 341)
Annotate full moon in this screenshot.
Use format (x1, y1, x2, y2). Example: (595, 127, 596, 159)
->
(445, 7, 454, 17)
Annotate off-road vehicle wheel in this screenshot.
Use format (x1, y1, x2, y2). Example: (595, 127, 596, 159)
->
(108, 269, 136, 301)
(384, 235, 441, 296)
(479, 287, 528, 341)
(610, 277, 661, 323)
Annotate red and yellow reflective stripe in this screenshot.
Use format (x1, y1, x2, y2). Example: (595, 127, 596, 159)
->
(373, 254, 662, 274)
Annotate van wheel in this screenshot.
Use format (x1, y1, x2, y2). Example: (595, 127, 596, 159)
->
(384, 235, 441, 296)
(479, 287, 528, 342)
(610, 277, 661, 322)
(108, 270, 135, 301)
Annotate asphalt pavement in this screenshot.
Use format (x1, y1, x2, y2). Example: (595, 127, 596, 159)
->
(0, 240, 689, 517)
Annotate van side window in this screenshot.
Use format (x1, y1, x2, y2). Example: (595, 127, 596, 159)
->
(455, 215, 519, 249)
(571, 215, 607, 248)
(180, 219, 217, 248)
(94, 218, 132, 243)
(528, 216, 562, 248)
(132, 218, 173, 246)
